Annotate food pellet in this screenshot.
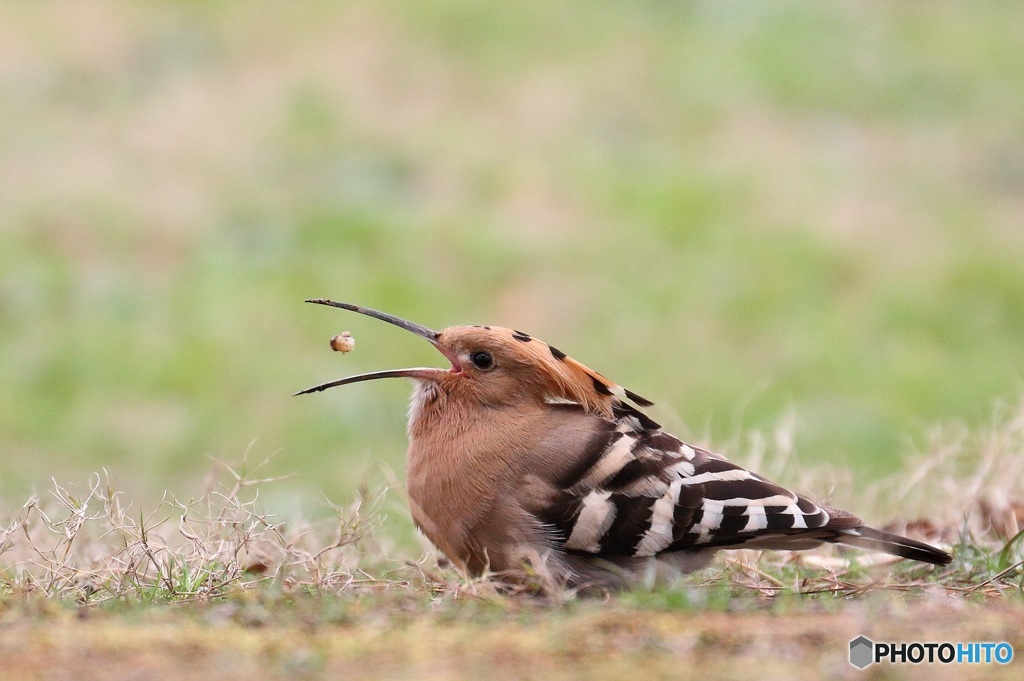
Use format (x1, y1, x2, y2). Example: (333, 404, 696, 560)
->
(330, 331, 355, 353)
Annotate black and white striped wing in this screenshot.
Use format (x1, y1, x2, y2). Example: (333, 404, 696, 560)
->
(541, 421, 859, 558)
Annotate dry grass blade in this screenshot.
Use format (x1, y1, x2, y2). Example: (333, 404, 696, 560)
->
(0, 463, 389, 603)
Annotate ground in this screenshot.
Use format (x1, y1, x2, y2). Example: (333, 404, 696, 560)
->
(3, 590, 1023, 681)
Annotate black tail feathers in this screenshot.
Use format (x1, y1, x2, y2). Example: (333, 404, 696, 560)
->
(837, 525, 952, 566)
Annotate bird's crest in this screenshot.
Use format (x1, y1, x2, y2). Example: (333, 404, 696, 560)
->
(460, 325, 655, 421)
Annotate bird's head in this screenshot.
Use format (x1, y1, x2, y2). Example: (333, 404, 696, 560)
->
(295, 299, 653, 420)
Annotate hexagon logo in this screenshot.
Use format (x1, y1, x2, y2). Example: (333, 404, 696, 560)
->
(849, 636, 874, 669)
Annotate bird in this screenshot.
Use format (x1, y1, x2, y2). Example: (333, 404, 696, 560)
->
(297, 299, 952, 591)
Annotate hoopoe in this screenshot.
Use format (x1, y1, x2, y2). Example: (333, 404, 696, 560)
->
(298, 300, 951, 589)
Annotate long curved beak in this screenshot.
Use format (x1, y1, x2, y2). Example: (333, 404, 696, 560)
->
(304, 299, 441, 342)
(295, 299, 455, 396)
(294, 368, 447, 395)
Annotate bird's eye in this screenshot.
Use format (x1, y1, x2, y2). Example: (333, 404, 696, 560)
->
(470, 350, 494, 370)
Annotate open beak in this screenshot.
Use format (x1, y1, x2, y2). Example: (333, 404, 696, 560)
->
(294, 299, 457, 396)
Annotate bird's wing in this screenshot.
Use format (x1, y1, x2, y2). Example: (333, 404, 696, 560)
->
(535, 418, 860, 558)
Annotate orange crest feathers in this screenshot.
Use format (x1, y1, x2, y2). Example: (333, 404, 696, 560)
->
(488, 327, 654, 421)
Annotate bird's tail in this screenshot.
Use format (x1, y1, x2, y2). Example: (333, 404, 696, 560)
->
(837, 526, 952, 566)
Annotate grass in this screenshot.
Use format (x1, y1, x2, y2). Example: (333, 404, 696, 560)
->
(4, 411, 1023, 606)
(2, 1, 1024, 501)
(3, 406, 1024, 679)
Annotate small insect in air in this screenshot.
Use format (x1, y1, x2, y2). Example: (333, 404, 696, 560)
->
(329, 331, 355, 353)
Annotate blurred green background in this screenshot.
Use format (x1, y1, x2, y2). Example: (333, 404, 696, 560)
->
(1, 1, 1022, 513)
